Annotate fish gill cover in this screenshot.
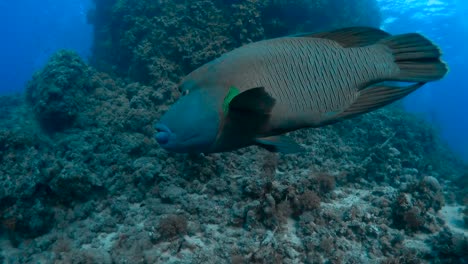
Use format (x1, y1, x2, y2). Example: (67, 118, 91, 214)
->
(0, 0, 467, 263)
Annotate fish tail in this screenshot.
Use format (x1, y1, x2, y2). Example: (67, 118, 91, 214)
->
(379, 33, 448, 82)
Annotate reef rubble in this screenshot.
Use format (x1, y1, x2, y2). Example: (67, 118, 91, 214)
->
(0, 0, 467, 263)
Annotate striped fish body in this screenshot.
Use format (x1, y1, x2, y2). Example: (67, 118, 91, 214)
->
(185, 37, 397, 135)
(169, 27, 447, 153)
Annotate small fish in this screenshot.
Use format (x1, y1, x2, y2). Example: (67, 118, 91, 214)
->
(155, 27, 448, 154)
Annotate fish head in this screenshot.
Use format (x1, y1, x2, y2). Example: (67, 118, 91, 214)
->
(155, 87, 221, 153)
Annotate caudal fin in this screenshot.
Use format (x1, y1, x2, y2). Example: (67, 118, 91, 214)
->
(379, 33, 448, 82)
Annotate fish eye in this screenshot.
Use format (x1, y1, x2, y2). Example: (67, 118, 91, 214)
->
(177, 86, 190, 96)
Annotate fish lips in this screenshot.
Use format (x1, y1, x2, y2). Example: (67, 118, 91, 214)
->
(155, 123, 198, 152)
(154, 123, 211, 153)
(155, 123, 172, 146)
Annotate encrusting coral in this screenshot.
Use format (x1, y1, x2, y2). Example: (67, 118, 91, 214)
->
(87, 0, 381, 85)
(0, 0, 466, 263)
(25, 50, 95, 133)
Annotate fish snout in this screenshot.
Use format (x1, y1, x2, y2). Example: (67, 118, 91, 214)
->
(155, 123, 171, 145)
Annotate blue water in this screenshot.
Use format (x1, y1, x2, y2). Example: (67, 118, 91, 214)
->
(0, 0, 92, 95)
(0, 0, 466, 160)
(378, 0, 468, 160)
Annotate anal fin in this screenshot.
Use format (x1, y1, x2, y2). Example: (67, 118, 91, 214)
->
(336, 82, 425, 119)
(255, 136, 305, 154)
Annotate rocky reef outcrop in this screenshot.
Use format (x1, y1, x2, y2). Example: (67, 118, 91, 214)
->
(87, 0, 381, 84)
(1, 0, 466, 263)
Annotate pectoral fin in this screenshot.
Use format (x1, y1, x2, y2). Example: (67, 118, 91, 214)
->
(255, 136, 305, 154)
(229, 87, 276, 115)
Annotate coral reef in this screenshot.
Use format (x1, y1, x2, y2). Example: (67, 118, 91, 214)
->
(25, 50, 95, 133)
(87, 0, 381, 84)
(392, 176, 445, 232)
(157, 214, 188, 241)
(0, 0, 466, 263)
(3, 80, 466, 262)
(88, 0, 237, 83)
(262, 0, 381, 37)
(0, 95, 22, 127)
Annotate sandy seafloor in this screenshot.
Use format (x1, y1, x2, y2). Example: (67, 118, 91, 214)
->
(0, 0, 467, 263)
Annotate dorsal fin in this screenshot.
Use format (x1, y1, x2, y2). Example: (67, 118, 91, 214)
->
(294, 27, 391, 48)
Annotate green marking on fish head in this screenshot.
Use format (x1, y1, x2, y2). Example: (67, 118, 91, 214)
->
(223, 86, 240, 116)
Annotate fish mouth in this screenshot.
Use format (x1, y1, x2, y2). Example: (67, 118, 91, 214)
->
(155, 123, 172, 145)
(155, 123, 201, 151)
(180, 133, 198, 144)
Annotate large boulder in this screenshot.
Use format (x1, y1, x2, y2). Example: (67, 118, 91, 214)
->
(25, 50, 94, 133)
